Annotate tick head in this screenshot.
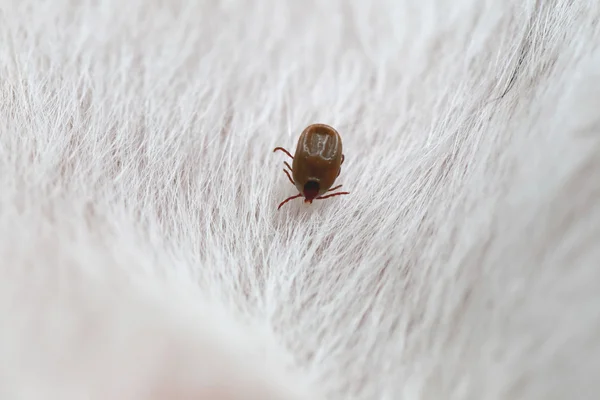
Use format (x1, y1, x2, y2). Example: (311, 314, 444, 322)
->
(303, 180, 320, 203)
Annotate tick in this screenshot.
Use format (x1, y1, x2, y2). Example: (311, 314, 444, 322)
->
(273, 123, 350, 210)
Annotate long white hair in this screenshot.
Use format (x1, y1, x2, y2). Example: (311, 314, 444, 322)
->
(1, 0, 599, 398)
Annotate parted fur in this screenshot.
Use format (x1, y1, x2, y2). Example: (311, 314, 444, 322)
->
(1, 0, 599, 399)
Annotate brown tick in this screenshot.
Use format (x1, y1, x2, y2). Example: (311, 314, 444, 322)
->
(273, 123, 350, 210)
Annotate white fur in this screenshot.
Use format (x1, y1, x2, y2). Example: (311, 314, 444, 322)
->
(1, 0, 599, 399)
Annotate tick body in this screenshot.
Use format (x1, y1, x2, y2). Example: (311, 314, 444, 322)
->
(273, 123, 350, 210)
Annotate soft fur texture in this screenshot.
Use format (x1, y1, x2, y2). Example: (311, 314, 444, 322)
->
(1, 0, 599, 399)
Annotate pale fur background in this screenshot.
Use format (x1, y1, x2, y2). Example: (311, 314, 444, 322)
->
(1, 0, 599, 399)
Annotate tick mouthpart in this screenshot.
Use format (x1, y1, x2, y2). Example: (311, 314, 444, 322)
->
(303, 180, 320, 202)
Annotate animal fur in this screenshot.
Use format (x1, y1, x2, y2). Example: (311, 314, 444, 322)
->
(0, 0, 599, 399)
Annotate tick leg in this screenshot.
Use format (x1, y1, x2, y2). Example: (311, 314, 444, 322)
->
(284, 161, 293, 172)
(282, 168, 295, 185)
(273, 147, 294, 159)
(277, 193, 303, 210)
(327, 184, 343, 192)
(316, 191, 350, 200)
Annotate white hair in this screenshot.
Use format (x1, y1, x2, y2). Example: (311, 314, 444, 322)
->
(1, 0, 599, 399)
